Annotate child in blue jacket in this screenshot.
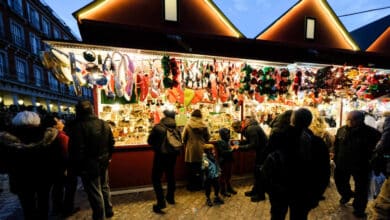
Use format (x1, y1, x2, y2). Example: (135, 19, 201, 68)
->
(202, 144, 224, 206)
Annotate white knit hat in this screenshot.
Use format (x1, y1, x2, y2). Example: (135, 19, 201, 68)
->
(12, 111, 40, 127)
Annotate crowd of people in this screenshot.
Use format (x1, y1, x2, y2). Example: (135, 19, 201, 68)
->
(0, 100, 114, 220)
(0, 101, 389, 220)
(149, 107, 390, 220)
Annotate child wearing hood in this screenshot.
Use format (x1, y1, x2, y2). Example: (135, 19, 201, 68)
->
(215, 128, 237, 197)
(202, 144, 224, 207)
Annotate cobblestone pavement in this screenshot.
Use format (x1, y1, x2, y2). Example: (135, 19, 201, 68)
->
(0, 174, 375, 220)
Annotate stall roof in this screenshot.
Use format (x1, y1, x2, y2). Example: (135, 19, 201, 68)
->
(73, 0, 244, 39)
(350, 15, 390, 51)
(255, 0, 359, 51)
(367, 27, 390, 54)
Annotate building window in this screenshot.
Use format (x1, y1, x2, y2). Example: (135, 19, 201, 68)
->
(0, 50, 8, 78)
(27, 3, 40, 30)
(48, 71, 59, 91)
(15, 57, 27, 82)
(0, 12, 4, 38)
(30, 32, 40, 55)
(305, 17, 316, 40)
(59, 83, 66, 93)
(33, 65, 43, 86)
(42, 17, 50, 37)
(53, 27, 61, 39)
(7, 0, 23, 16)
(164, 0, 178, 22)
(10, 20, 24, 47)
(68, 85, 74, 95)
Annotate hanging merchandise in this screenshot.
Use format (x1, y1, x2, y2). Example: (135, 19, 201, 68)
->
(69, 52, 83, 96)
(102, 54, 116, 99)
(277, 68, 291, 95)
(261, 67, 277, 100)
(162, 55, 173, 88)
(184, 88, 195, 107)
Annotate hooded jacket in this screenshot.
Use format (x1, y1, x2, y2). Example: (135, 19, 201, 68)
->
(182, 117, 210, 163)
(0, 127, 58, 193)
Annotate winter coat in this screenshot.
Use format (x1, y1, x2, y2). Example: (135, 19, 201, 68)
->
(67, 115, 115, 177)
(147, 116, 179, 155)
(182, 117, 210, 163)
(203, 152, 220, 179)
(262, 126, 330, 209)
(239, 119, 268, 164)
(215, 139, 234, 164)
(334, 124, 381, 171)
(0, 127, 58, 194)
(375, 117, 390, 155)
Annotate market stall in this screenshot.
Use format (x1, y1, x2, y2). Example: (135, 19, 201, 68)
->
(42, 40, 390, 188)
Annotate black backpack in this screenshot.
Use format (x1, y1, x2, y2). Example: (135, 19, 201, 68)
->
(161, 125, 183, 154)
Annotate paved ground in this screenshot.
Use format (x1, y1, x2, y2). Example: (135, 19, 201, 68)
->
(0, 174, 376, 220)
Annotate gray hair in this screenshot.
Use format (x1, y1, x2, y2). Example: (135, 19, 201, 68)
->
(12, 111, 40, 127)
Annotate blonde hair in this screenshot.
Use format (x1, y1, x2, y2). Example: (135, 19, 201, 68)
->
(308, 108, 327, 137)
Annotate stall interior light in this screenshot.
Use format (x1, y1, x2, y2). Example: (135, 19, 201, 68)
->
(0, 97, 2, 103)
(18, 99, 24, 105)
(36, 102, 41, 107)
(112, 104, 120, 112)
(204, 0, 243, 38)
(49, 104, 53, 108)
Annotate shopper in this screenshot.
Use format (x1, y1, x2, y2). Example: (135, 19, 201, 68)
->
(147, 109, 181, 214)
(68, 100, 115, 220)
(368, 112, 390, 219)
(333, 110, 381, 218)
(262, 108, 330, 220)
(203, 144, 224, 206)
(0, 111, 57, 220)
(182, 109, 211, 191)
(41, 115, 69, 216)
(215, 128, 237, 197)
(232, 116, 267, 202)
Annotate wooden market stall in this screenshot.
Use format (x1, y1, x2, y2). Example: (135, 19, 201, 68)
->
(42, 0, 390, 189)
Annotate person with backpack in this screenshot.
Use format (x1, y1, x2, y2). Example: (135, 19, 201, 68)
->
(202, 144, 224, 207)
(333, 110, 381, 218)
(261, 108, 330, 220)
(147, 109, 181, 214)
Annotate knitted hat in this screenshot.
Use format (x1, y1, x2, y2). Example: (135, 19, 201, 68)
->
(191, 109, 202, 118)
(163, 109, 176, 118)
(12, 111, 40, 127)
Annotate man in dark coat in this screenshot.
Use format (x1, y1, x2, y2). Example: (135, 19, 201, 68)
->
(262, 108, 330, 220)
(147, 110, 180, 214)
(68, 100, 115, 220)
(333, 110, 381, 218)
(233, 116, 268, 202)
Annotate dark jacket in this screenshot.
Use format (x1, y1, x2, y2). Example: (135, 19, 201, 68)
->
(239, 119, 268, 164)
(68, 115, 115, 176)
(215, 129, 234, 164)
(0, 127, 58, 193)
(262, 126, 330, 208)
(147, 116, 179, 154)
(375, 117, 390, 155)
(334, 124, 381, 171)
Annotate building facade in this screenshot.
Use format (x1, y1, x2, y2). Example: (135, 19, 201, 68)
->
(0, 0, 92, 116)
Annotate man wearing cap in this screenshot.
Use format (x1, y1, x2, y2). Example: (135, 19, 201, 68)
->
(333, 110, 381, 218)
(148, 109, 180, 214)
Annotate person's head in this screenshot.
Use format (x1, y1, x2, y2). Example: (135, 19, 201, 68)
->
(191, 109, 202, 118)
(270, 110, 293, 132)
(290, 108, 312, 129)
(75, 100, 93, 118)
(346, 110, 365, 128)
(219, 128, 230, 141)
(203, 143, 215, 154)
(231, 120, 242, 133)
(163, 109, 176, 119)
(12, 111, 40, 127)
(42, 115, 65, 131)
